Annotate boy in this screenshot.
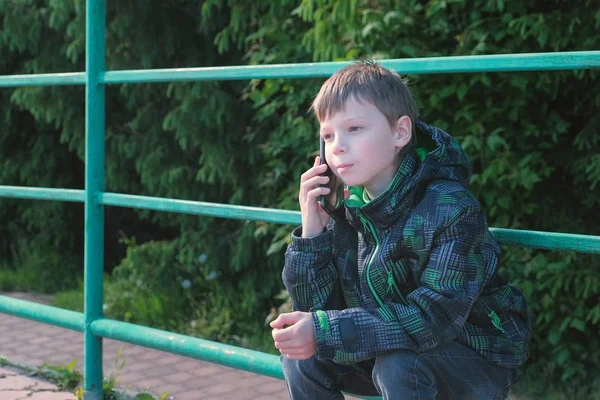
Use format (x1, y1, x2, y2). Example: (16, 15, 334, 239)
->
(270, 60, 531, 399)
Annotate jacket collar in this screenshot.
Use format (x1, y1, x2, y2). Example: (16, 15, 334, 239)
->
(343, 149, 421, 232)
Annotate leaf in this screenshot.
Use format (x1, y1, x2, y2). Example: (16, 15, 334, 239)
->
(383, 11, 403, 25)
(555, 348, 570, 365)
(65, 359, 78, 372)
(456, 84, 469, 101)
(362, 22, 380, 38)
(136, 394, 156, 400)
(548, 324, 563, 345)
(570, 318, 586, 332)
(486, 135, 507, 151)
(438, 85, 455, 100)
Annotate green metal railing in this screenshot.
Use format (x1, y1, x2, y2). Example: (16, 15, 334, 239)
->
(0, 1, 599, 399)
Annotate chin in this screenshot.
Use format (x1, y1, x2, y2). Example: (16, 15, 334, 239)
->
(339, 177, 364, 187)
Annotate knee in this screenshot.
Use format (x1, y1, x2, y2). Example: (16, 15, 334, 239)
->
(281, 355, 320, 381)
(373, 350, 433, 388)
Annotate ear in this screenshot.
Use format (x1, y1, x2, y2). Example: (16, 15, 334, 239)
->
(393, 116, 412, 149)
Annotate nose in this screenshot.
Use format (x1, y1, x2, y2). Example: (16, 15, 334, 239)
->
(331, 133, 347, 155)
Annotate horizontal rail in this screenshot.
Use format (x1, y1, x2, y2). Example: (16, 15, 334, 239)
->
(99, 192, 301, 224)
(0, 295, 84, 332)
(101, 51, 600, 83)
(90, 318, 284, 380)
(0, 72, 86, 88)
(491, 228, 600, 254)
(101, 192, 600, 254)
(1, 187, 598, 253)
(0, 186, 85, 202)
(1, 52, 598, 88)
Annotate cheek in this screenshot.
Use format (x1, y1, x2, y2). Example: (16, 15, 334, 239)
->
(362, 140, 394, 162)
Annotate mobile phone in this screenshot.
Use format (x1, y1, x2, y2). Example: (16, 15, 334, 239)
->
(319, 136, 332, 209)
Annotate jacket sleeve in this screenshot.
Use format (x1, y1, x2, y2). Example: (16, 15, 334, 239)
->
(311, 204, 500, 363)
(282, 223, 343, 312)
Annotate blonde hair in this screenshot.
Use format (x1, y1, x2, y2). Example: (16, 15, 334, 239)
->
(311, 60, 420, 208)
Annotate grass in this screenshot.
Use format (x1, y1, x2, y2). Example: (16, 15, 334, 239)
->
(511, 369, 600, 400)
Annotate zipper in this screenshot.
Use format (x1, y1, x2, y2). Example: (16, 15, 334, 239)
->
(358, 209, 409, 307)
(357, 210, 385, 308)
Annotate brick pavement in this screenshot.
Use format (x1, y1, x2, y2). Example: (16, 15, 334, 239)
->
(0, 292, 290, 400)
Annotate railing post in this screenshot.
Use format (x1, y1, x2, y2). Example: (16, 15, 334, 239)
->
(84, 0, 106, 398)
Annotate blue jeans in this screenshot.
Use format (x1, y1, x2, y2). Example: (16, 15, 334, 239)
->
(281, 341, 520, 400)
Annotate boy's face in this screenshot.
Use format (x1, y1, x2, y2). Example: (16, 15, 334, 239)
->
(319, 97, 411, 199)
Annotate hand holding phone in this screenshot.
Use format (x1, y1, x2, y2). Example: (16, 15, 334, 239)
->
(299, 152, 332, 238)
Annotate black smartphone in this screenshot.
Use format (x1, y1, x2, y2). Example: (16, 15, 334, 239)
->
(319, 136, 333, 209)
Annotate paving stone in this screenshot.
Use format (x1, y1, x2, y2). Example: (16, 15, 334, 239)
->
(2, 390, 32, 400)
(0, 375, 57, 390)
(28, 392, 78, 400)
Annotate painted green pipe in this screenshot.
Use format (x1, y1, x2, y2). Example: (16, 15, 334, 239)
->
(84, 0, 106, 398)
(101, 51, 600, 84)
(1, 51, 597, 88)
(0, 186, 85, 202)
(0, 295, 84, 332)
(100, 192, 600, 254)
(99, 192, 301, 225)
(90, 318, 285, 380)
(491, 228, 600, 254)
(0, 184, 596, 253)
(0, 72, 86, 87)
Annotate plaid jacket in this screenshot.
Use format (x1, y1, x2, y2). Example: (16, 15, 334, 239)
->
(282, 120, 532, 369)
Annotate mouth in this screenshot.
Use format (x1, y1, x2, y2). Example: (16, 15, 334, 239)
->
(337, 164, 353, 173)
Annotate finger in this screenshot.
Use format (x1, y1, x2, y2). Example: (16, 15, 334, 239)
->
(300, 176, 330, 203)
(272, 326, 295, 342)
(303, 174, 330, 188)
(300, 175, 330, 199)
(270, 316, 287, 329)
(272, 328, 295, 345)
(270, 313, 293, 329)
(277, 345, 306, 355)
(300, 163, 328, 183)
(286, 353, 313, 360)
(273, 312, 303, 327)
(272, 328, 287, 342)
(274, 339, 300, 350)
(306, 186, 330, 203)
(271, 313, 303, 340)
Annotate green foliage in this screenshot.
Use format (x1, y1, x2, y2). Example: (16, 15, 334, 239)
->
(515, 363, 600, 400)
(39, 359, 81, 391)
(1, 0, 599, 394)
(504, 249, 600, 387)
(0, 240, 80, 294)
(0, 356, 81, 390)
(52, 286, 84, 312)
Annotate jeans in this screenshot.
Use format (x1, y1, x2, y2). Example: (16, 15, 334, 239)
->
(281, 341, 520, 400)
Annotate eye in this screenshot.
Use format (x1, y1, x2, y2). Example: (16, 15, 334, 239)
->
(322, 133, 333, 141)
(349, 126, 362, 132)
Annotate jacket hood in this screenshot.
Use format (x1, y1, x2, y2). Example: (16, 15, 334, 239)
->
(342, 120, 473, 231)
